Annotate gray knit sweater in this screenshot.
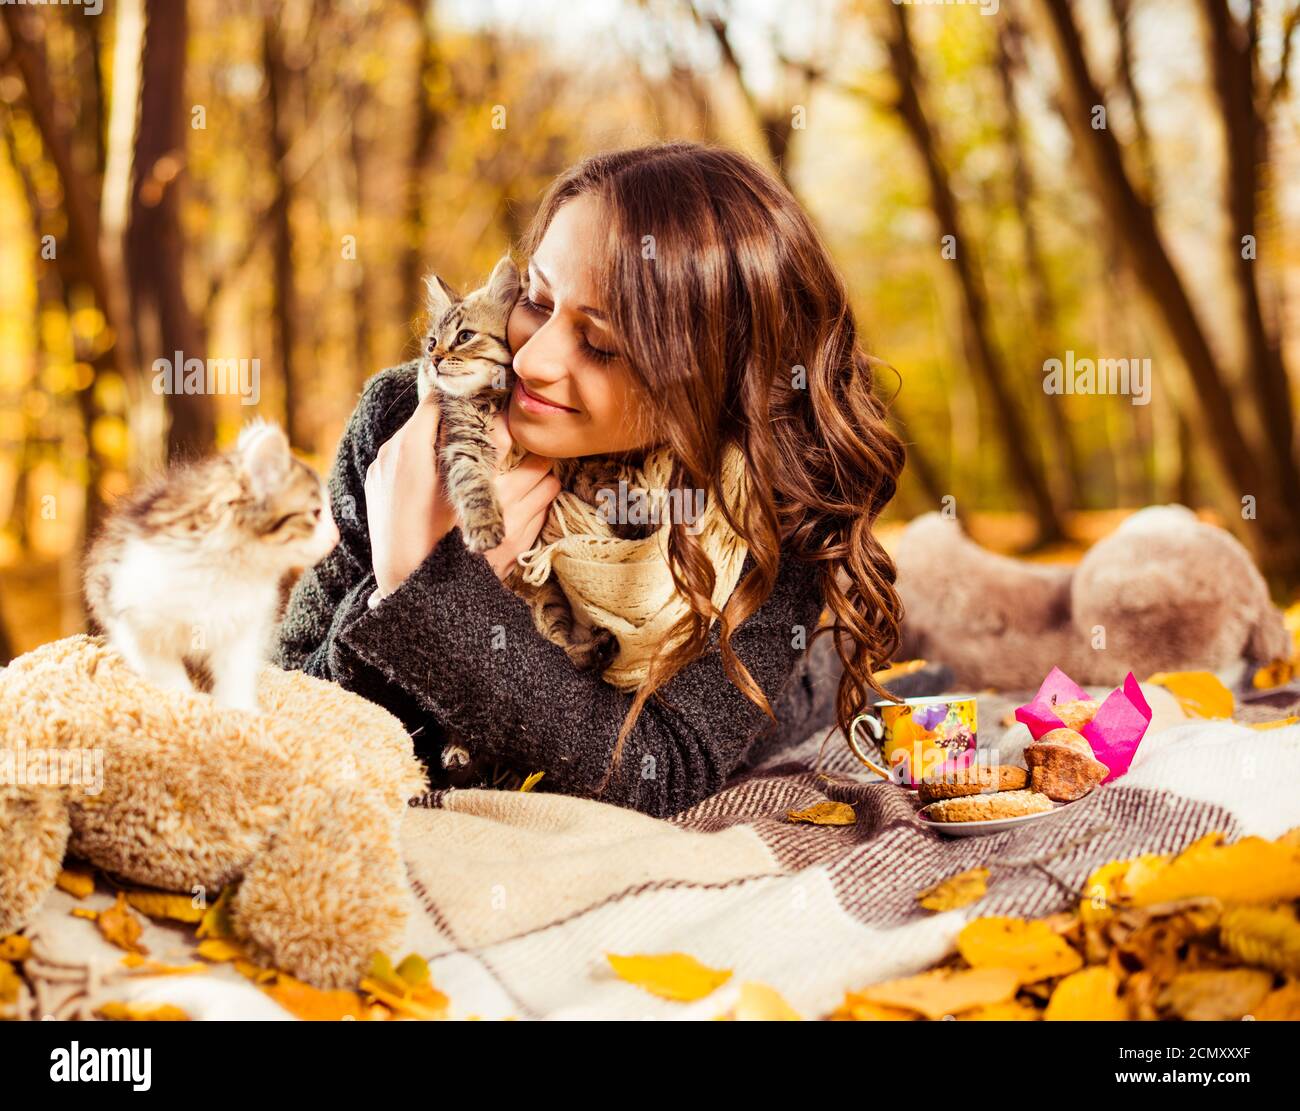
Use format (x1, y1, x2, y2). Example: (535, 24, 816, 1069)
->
(275, 363, 843, 818)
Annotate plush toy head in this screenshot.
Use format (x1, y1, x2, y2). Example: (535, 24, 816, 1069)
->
(894, 505, 1289, 691)
(0, 635, 428, 988)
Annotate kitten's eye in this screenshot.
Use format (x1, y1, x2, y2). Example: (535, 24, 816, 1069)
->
(268, 514, 296, 532)
(426, 337, 436, 354)
(456, 329, 475, 345)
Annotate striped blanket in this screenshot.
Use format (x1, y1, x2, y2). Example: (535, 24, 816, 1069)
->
(15, 682, 1300, 1020)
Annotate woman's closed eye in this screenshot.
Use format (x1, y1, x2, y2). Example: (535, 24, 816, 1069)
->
(520, 292, 618, 364)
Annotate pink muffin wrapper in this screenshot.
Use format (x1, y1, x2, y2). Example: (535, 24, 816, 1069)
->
(1013, 666, 1153, 783)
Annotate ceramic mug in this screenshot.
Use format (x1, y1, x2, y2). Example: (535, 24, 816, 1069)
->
(847, 695, 979, 787)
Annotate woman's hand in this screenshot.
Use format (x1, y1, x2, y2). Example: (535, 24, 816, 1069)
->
(480, 411, 561, 580)
(365, 391, 458, 598)
(365, 397, 560, 597)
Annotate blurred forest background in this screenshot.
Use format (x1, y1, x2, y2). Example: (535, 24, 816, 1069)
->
(0, 0, 1297, 660)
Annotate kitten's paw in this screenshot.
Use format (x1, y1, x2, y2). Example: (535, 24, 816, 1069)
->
(463, 520, 506, 553)
(569, 626, 619, 672)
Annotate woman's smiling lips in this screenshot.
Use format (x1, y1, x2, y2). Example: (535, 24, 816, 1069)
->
(513, 379, 578, 415)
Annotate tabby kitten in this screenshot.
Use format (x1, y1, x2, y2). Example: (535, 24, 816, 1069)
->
(418, 255, 620, 674)
(84, 422, 338, 711)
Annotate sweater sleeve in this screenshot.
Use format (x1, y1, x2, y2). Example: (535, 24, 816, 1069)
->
(336, 525, 825, 818)
(275, 364, 418, 695)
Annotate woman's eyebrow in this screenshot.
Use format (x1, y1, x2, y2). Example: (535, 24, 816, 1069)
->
(530, 261, 608, 322)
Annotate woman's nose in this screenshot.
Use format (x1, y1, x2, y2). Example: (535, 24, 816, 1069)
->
(512, 321, 567, 386)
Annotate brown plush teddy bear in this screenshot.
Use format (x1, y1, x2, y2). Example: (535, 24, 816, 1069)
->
(893, 504, 1290, 691)
(0, 635, 428, 989)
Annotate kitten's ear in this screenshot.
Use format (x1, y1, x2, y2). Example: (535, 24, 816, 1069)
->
(485, 254, 520, 310)
(423, 272, 458, 322)
(238, 421, 291, 496)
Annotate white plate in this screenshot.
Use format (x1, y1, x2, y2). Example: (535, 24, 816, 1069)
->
(913, 799, 1073, 836)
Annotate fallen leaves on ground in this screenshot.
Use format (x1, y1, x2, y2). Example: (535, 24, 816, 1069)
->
(358, 952, 450, 1019)
(717, 981, 802, 1020)
(519, 771, 544, 792)
(1143, 671, 1235, 719)
(119, 954, 206, 976)
(96, 893, 147, 955)
(55, 867, 95, 899)
(786, 801, 856, 826)
(124, 891, 206, 924)
(831, 827, 1300, 1020)
(96, 1001, 190, 1021)
(606, 951, 733, 1001)
(917, 867, 989, 911)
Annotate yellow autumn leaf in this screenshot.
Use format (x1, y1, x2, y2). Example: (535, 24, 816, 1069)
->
(195, 938, 245, 963)
(97, 893, 148, 955)
(786, 801, 856, 826)
(266, 974, 367, 1021)
(0, 935, 31, 961)
(360, 952, 448, 1019)
(395, 953, 431, 988)
(1219, 905, 1300, 975)
(1123, 834, 1300, 906)
(124, 891, 205, 924)
(1044, 967, 1128, 1020)
(606, 952, 732, 1001)
(730, 981, 801, 1021)
(857, 967, 1019, 1020)
(359, 977, 450, 1020)
(959, 1000, 1041, 1020)
(234, 959, 277, 984)
(827, 993, 916, 1020)
(55, 867, 95, 899)
(957, 917, 1083, 984)
(917, 867, 989, 912)
(1254, 982, 1300, 1021)
(519, 771, 544, 792)
(195, 886, 235, 940)
(96, 1001, 190, 1021)
(1251, 661, 1295, 690)
(119, 954, 206, 976)
(70, 907, 99, 921)
(1079, 857, 1151, 922)
(1248, 716, 1300, 730)
(0, 960, 21, 1006)
(1143, 671, 1234, 719)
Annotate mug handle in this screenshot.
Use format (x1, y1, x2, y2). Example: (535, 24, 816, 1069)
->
(846, 712, 894, 782)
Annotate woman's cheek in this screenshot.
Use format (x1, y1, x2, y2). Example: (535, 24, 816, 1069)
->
(506, 303, 533, 354)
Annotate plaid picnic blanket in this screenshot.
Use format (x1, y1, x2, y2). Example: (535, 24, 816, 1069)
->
(13, 682, 1300, 1020)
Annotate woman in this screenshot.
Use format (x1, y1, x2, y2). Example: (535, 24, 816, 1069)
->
(276, 141, 906, 818)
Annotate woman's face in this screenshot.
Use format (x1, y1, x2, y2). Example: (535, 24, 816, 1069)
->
(506, 195, 658, 459)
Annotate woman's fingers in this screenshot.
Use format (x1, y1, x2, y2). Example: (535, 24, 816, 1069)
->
(488, 410, 512, 466)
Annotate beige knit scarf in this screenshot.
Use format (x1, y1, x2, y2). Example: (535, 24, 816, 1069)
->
(514, 443, 751, 690)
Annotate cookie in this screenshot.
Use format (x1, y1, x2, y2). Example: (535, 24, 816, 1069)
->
(924, 789, 1054, 823)
(918, 764, 1028, 803)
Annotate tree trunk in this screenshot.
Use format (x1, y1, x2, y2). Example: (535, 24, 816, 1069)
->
(995, 17, 1084, 512)
(127, 0, 213, 461)
(399, 0, 443, 306)
(885, 3, 1066, 544)
(1198, 0, 1300, 512)
(262, 13, 301, 448)
(1036, 0, 1299, 586)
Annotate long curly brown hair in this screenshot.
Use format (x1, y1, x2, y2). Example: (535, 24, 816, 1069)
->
(517, 141, 907, 795)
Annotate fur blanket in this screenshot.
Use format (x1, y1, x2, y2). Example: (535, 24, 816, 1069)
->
(12, 681, 1300, 1020)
